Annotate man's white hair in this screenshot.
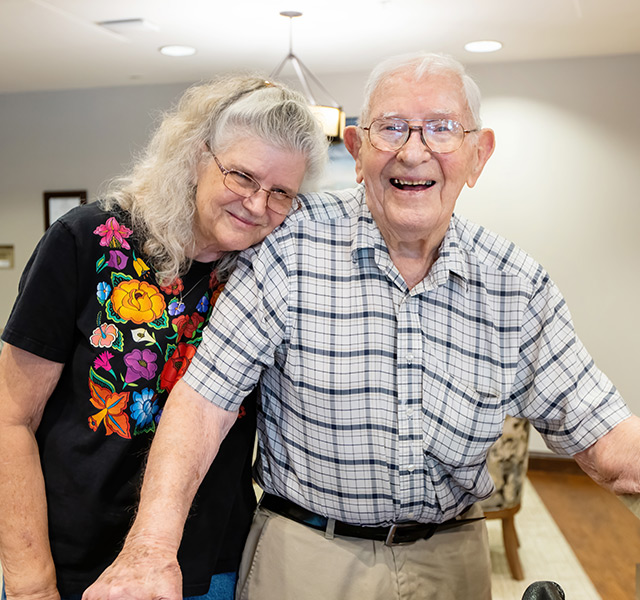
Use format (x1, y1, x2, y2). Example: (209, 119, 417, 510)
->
(359, 52, 483, 129)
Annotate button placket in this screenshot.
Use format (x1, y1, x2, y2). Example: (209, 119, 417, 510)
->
(395, 292, 423, 519)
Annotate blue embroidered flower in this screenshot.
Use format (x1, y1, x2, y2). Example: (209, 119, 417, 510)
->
(97, 282, 112, 304)
(130, 388, 159, 428)
(168, 298, 185, 316)
(196, 295, 209, 313)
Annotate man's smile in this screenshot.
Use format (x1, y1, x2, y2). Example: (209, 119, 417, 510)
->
(390, 177, 436, 191)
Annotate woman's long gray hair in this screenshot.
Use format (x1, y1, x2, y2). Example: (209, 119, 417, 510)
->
(103, 74, 327, 283)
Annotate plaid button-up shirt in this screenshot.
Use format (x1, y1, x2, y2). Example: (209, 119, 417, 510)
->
(184, 185, 630, 525)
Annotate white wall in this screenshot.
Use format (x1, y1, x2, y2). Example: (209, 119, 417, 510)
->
(1, 54, 638, 452)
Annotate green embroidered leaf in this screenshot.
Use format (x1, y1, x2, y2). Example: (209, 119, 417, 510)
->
(111, 329, 125, 352)
(105, 300, 126, 324)
(111, 272, 132, 287)
(96, 255, 107, 273)
(148, 311, 169, 331)
(133, 422, 156, 436)
(164, 344, 177, 362)
(89, 367, 116, 393)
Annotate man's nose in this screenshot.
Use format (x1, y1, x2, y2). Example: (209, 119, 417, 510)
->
(397, 126, 434, 162)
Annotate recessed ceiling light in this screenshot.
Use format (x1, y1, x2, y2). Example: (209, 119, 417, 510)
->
(159, 45, 197, 57)
(464, 40, 503, 53)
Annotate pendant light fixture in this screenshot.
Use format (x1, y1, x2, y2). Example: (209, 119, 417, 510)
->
(270, 11, 346, 141)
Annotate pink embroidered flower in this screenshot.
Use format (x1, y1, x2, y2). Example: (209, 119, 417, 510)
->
(89, 324, 119, 348)
(93, 351, 114, 371)
(94, 217, 133, 250)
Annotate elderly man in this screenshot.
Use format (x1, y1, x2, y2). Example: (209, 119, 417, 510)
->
(86, 53, 640, 600)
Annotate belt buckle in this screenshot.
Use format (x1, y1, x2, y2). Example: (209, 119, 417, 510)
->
(384, 524, 398, 546)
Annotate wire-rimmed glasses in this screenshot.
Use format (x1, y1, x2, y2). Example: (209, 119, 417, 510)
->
(208, 147, 301, 216)
(362, 117, 478, 154)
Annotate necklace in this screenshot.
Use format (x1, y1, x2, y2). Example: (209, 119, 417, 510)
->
(168, 272, 211, 316)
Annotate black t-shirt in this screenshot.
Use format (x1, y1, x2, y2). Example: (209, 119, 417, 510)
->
(2, 202, 256, 596)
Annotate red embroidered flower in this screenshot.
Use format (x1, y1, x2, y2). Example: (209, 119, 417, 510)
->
(160, 278, 184, 295)
(172, 312, 205, 342)
(160, 343, 197, 392)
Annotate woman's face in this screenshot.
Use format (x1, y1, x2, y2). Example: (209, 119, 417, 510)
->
(192, 137, 307, 261)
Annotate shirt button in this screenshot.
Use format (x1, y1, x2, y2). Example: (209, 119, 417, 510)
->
(406, 407, 414, 417)
(407, 512, 415, 519)
(407, 464, 415, 472)
(406, 354, 414, 364)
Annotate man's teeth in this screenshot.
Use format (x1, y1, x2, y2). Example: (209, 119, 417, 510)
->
(391, 178, 435, 187)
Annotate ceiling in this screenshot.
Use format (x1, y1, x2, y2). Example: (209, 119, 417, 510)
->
(1, 0, 640, 95)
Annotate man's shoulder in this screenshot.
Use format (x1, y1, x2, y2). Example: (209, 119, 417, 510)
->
(293, 185, 362, 223)
(453, 214, 547, 285)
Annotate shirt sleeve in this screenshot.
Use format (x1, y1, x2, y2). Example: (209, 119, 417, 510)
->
(182, 232, 292, 412)
(2, 219, 80, 363)
(511, 273, 631, 455)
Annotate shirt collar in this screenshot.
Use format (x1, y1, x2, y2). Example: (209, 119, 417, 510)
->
(351, 194, 469, 291)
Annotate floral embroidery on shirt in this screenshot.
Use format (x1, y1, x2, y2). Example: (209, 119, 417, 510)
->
(89, 323, 121, 349)
(160, 342, 197, 393)
(94, 217, 133, 250)
(110, 279, 167, 324)
(87, 214, 222, 438)
(87, 379, 131, 438)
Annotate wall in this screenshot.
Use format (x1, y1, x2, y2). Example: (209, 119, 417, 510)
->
(1, 54, 638, 452)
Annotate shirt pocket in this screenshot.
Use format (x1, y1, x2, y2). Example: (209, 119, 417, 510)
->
(420, 350, 504, 470)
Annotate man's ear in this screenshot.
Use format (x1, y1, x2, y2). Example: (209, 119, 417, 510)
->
(343, 125, 365, 184)
(466, 128, 496, 188)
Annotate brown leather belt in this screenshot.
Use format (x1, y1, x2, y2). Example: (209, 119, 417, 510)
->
(260, 493, 484, 546)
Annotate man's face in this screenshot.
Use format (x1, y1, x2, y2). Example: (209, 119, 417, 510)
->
(345, 70, 495, 251)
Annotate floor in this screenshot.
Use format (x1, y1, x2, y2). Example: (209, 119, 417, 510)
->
(489, 478, 600, 600)
(528, 467, 640, 600)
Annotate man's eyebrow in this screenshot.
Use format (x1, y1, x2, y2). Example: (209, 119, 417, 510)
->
(379, 110, 460, 120)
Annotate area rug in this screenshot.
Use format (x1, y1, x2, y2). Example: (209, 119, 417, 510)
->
(489, 478, 601, 599)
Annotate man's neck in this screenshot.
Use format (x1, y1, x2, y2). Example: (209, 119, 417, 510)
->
(387, 245, 439, 290)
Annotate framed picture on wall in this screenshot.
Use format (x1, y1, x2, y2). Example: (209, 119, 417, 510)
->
(44, 190, 87, 230)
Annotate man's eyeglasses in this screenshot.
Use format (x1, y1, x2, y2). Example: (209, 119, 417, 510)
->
(208, 146, 300, 216)
(362, 117, 478, 154)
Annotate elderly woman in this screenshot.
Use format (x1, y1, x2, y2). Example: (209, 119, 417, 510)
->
(0, 75, 326, 600)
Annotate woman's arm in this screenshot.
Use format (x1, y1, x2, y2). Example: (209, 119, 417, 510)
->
(574, 414, 640, 494)
(82, 379, 238, 600)
(0, 344, 64, 600)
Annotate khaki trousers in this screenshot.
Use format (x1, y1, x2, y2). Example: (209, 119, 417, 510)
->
(236, 503, 491, 600)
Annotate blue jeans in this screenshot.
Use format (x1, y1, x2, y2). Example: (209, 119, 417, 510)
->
(1, 572, 236, 600)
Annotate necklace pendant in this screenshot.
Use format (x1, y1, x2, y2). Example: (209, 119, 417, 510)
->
(169, 299, 186, 316)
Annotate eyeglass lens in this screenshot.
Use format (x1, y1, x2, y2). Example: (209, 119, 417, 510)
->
(368, 118, 466, 154)
(223, 170, 294, 216)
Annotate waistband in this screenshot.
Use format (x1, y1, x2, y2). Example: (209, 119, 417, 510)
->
(259, 493, 484, 546)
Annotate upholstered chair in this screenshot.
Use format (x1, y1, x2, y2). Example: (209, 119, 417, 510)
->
(481, 415, 531, 580)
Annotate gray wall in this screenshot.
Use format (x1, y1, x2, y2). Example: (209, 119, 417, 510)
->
(1, 54, 639, 453)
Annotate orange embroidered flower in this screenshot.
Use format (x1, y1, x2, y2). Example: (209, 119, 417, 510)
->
(111, 279, 166, 324)
(87, 379, 131, 438)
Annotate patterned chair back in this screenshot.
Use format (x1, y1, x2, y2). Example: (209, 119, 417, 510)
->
(481, 415, 530, 511)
